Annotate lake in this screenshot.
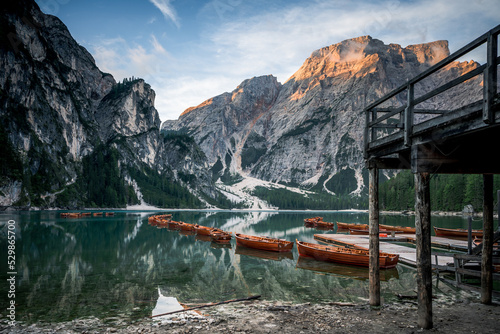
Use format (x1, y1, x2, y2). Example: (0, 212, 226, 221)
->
(0, 210, 487, 324)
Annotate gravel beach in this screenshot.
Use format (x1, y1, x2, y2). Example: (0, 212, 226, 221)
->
(2, 296, 499, 333)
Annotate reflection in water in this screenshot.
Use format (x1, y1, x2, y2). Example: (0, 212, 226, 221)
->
(0, 210, 483, 324)
(235, 245, 294, 261)
(295, 256, 399, 281)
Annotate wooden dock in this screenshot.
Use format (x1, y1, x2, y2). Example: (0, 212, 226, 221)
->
(314, 233, 460, 267)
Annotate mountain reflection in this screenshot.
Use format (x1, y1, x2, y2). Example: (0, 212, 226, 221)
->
(0, 210, 471, 324)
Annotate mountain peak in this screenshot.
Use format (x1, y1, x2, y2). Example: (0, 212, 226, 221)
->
(287, 36, 450, 83)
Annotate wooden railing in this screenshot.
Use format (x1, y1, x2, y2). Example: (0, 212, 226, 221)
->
(364, 24, 500, 158)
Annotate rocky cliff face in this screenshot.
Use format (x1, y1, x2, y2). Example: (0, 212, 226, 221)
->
(163, 36, 481, 198)
(0, 0, 215, 208)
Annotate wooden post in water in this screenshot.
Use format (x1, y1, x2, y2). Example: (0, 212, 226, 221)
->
(368, 166, 380, 307)
(481, 174, 493, 304)
(415, 172, 432, 329)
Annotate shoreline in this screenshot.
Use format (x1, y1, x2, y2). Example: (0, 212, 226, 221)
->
(0, 206, 491, 216)
(2, 298, 499, 333)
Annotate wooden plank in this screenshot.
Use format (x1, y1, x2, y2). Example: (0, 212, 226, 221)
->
(413, 65, 485, 106)
(368, 167, 380, 307)
(404, 83, 414, 147)
(483, 31, 498, 124)
(369, 106, 405, 126)
(415, 172, 433, 329)
(454, 254, 481, 261)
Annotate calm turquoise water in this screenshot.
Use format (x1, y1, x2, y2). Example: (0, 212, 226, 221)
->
(0, 210, 488, 324)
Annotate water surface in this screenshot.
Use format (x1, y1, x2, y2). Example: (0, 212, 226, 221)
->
(0, 210, 487, 323)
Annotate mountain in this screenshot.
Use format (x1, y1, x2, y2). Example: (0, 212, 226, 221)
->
(162, 36, 481, 205)
(0, 0, 218, 208)
(0, 1, 482, 210)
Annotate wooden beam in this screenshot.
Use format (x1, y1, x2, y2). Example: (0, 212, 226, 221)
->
(415, 172, 433, 329)
(366, 154, 411, 170)
(483, 32, 498, 124)
(413, 65, 485, 106)
(410, 138, 500, 174)
(369, 167, 380, 307)
(404, 83, 414, 147)
(481, 174, 494, 304)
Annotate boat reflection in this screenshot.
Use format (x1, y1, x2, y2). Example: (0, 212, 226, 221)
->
(195, 234, 212, 242)
(235, 245, 294, 261)
(295, 257, 399, 281)
(179, 229, 196, 236)
(210, 241, 232, 249)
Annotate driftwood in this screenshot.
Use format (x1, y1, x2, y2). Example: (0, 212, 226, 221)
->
(328, 302, 356, 307)
(149, 295, 261, 318)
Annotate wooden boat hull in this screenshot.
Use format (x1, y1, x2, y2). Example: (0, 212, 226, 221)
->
(336, 222, 368, 230)
(304, 217, 323, 224)
(433, 226, 482, 238)
(210, 230, 232, 243)
(380, 224, 416, 233)
(296, 240, 399, 269)
(194, 225, 214, 236)
(61, 212, 81, 218)
(177, 222, 195, 231)
(349, 228, 404, 235)
(314, 222, 334, 229)
(235, 233, 293, 252)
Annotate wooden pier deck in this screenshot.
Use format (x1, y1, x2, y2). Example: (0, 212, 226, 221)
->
(314, 233, 464, 268)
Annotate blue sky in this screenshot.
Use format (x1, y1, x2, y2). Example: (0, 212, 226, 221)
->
(35, 0, 500, 122)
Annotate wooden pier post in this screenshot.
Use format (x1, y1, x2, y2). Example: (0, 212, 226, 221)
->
(415, 172, 432, 329)
(368, 167, 380, 307)
(481, 174, 493, 304)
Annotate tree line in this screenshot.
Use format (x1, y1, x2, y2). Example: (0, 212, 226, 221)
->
(379, 171, 500, 212)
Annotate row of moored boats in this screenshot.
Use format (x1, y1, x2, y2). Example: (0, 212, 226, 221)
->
(307, 218, 484, 239)
(148, 214, 400, 269)
(60, 212, 115, 218)
(149, 214, 233, 244)
(149, 214, 485, 270)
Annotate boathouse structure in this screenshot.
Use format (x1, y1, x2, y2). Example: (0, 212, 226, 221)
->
(364, 25, 500, 329)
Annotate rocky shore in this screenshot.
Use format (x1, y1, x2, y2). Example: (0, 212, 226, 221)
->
(2, 297, 499, 334)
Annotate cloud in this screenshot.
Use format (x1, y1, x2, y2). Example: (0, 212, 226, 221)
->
(88, 0, 500, 123)
(151, 35, 167, 54)
(204, 0, 500, 82)
(149, 0, 180, 28)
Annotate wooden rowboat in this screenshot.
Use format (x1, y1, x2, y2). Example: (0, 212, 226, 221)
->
(194, 224, 214, 236)
(296, 240, 399, 269)
(210, 230, 232, 243)
(304, 217, 323, 224)
(348, 228, 405, 235)
(380, 224, 416, 233)
(235, 233, 293, 252)
(433, 226, 482, 238)
(314, 221, 334, 229)
(177, 222, 195, 231)
(61, 212, 81, 218)
(336, 222, 368, 230)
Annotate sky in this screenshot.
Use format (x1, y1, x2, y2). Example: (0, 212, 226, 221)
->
(34, 0, 500, 122)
